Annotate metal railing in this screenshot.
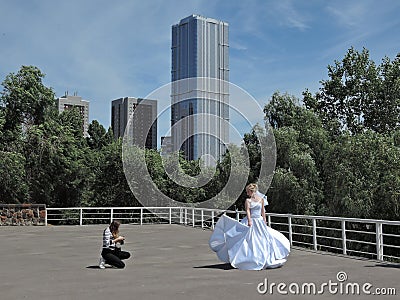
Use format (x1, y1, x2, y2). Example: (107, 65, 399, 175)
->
(45, 207, 400, 262)
(45, 207, 230, 227)
(263, 212, 400, 262)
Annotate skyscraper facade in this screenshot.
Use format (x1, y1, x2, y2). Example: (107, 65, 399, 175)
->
(111, 97, 157, 149)
(171, 14, 229, 163)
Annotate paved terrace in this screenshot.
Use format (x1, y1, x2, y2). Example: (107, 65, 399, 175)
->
(1, 224, 398, 300)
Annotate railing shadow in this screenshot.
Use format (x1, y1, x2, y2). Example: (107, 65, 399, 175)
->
(365, 263, 400, 269)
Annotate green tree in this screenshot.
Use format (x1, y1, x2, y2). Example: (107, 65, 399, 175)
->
(264, 91, 300, 130)
(364, 54, 400, 133)
(0, 65, 56, 134)
(264, 92, 330, 168)
(214, 144, 250, 210)
(24, 109, 90, 207)
(268, 128, 322, 215)
(304, 47, 400, 135)
(242, 124, 263, 184)
(145, 150, 221, 205)
(90, 139, 138, 207)
(0, 151, 29, 203)
(263, 92, 325, 215)
(86, 120, 113, 150)
(0, 107, 5, 144)
(322, 131, 400, 220)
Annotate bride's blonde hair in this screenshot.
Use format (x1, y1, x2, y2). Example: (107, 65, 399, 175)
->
(246, 183, 258, 193)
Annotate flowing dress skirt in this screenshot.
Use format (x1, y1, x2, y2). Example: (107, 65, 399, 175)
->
(209, 214, 290, 270)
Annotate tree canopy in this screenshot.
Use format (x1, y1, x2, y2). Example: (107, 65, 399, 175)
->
(0, 48, 399, 221)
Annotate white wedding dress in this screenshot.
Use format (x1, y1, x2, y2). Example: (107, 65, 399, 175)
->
(209, 200, 290, 270)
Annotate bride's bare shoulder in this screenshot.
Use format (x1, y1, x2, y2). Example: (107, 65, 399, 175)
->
(255, 194, 263, 202)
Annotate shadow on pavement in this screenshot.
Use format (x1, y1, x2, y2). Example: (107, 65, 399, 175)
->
(364, 263, 400, 269)
(86, 265, 102, 269)
(193, 263, 234, 270)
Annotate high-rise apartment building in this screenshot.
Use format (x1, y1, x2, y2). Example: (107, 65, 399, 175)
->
(111, 97, 157, 149)
(56, 94, 90, 137)
(171, 14, 229, 163)
(160, 136, 173, 156)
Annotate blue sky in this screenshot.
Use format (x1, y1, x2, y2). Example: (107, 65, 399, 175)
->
(1, 0, 399, 142)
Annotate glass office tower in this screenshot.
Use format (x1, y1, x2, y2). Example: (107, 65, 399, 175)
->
(171, 14, 229, 163)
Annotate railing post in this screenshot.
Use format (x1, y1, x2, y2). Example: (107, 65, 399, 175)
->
(185, 208, 187, 225)
(288, 215, 293, 246)
(79, 208, 83, 226)
(211, 211, 215, 229)
(179, 208, 183, 224)
(376, 222, 383, 261)
(192, 208, 195, 227)
(169, 207, 172, 225)
(267, 215, 271, 227)
(140, 208, 143, 225)
(341, 220, 347, 255)
(110, 208, 114, 223)
(201, 209, 204, 229)
(235, 207, 239, 221)
(312, 218, 317, 251)
(45, 209, 48, 226)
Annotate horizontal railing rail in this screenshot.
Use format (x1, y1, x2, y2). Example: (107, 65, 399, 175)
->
(45, 207, 400, 262)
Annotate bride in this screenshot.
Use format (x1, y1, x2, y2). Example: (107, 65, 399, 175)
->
(209, 183, 290, 270)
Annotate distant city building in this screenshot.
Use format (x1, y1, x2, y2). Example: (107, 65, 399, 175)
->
(171, 14, 229, 163)
(111, 97, 157, 149)
(160, 136, 173, 155)
(56, 93, 90, 137)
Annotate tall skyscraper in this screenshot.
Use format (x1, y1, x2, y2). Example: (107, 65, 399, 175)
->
(111, 97, 157, 149)
(56, 93, 90, 137)
(171, 14, 229, 163)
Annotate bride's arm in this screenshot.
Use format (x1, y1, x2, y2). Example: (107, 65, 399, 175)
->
(261, 199, 266, 223)
(245, 199, 252, 226)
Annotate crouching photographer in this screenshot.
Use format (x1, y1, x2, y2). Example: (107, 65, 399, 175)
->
(99, 220, 131, 269)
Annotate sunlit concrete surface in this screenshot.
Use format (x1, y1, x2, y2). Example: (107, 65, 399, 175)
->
(0, 224, 398, 300)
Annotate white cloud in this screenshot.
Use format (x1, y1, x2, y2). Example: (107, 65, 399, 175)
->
(273, 0, 310, 31)
(326, 2, 368, 28)
(320, 1, 400, 62)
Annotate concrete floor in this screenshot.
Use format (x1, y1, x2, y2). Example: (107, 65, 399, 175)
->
(0, 224, 398, 300)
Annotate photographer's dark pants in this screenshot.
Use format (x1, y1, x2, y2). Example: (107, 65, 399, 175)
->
(101, 248, 131, 269)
